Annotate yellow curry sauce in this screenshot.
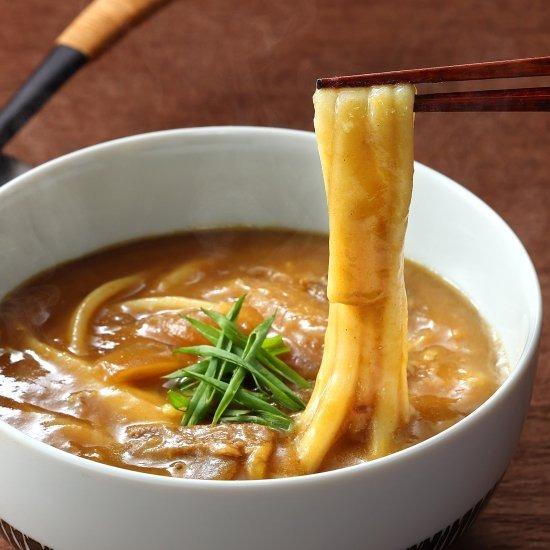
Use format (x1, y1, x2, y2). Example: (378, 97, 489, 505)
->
(0, 230, 503, 479)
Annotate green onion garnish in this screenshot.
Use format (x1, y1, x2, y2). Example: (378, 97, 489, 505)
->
(165, 295, 310, 431)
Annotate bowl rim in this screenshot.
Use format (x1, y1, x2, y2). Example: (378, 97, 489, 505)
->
(0, 125, 542, 489)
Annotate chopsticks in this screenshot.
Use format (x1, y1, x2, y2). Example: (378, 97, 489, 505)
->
(415, 87, 550, 112)
(317, 56, 550, 112)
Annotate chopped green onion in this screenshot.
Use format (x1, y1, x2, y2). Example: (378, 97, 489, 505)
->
(222, 413, 292, 431)
(213, 314, 275, 424)
(181, 369, 289, 420)
(167, 389, 190, 411)
(165, 295, 307, 431)
(174, 345, 304, 411)
(202, 309, 310, 389)
(183, 295, 245, 426)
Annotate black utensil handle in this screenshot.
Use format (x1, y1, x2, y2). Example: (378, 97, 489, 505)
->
(0, 46, 87, 150)
(0, 0, 170, 151)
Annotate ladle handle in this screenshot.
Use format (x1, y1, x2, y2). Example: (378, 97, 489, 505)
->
(57, 0, 169, 58)
(0, 0, 170, 150)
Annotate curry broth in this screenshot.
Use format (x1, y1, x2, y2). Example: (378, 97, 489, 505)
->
(0, 230, 502, 479)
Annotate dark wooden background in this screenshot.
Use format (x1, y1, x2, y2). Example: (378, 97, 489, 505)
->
(0, 1, 548, 548)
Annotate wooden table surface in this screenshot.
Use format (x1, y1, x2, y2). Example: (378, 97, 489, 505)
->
(0, 1, 548, 548)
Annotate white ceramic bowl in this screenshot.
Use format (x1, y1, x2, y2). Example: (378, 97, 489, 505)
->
(0, 127, 542, 550)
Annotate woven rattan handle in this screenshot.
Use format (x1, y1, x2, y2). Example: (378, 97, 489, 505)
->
(57, 0, 169, 58)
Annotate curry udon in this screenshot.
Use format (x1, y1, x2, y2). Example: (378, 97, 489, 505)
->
(0, 85, 504, 480)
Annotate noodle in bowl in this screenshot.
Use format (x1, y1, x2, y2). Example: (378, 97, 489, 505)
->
(0, 127, 541, 550)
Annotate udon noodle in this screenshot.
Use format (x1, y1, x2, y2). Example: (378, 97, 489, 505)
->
(296, 85, 414, 472)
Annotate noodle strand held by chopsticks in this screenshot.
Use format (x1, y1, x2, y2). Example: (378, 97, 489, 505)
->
(296, 85, 415, 473)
